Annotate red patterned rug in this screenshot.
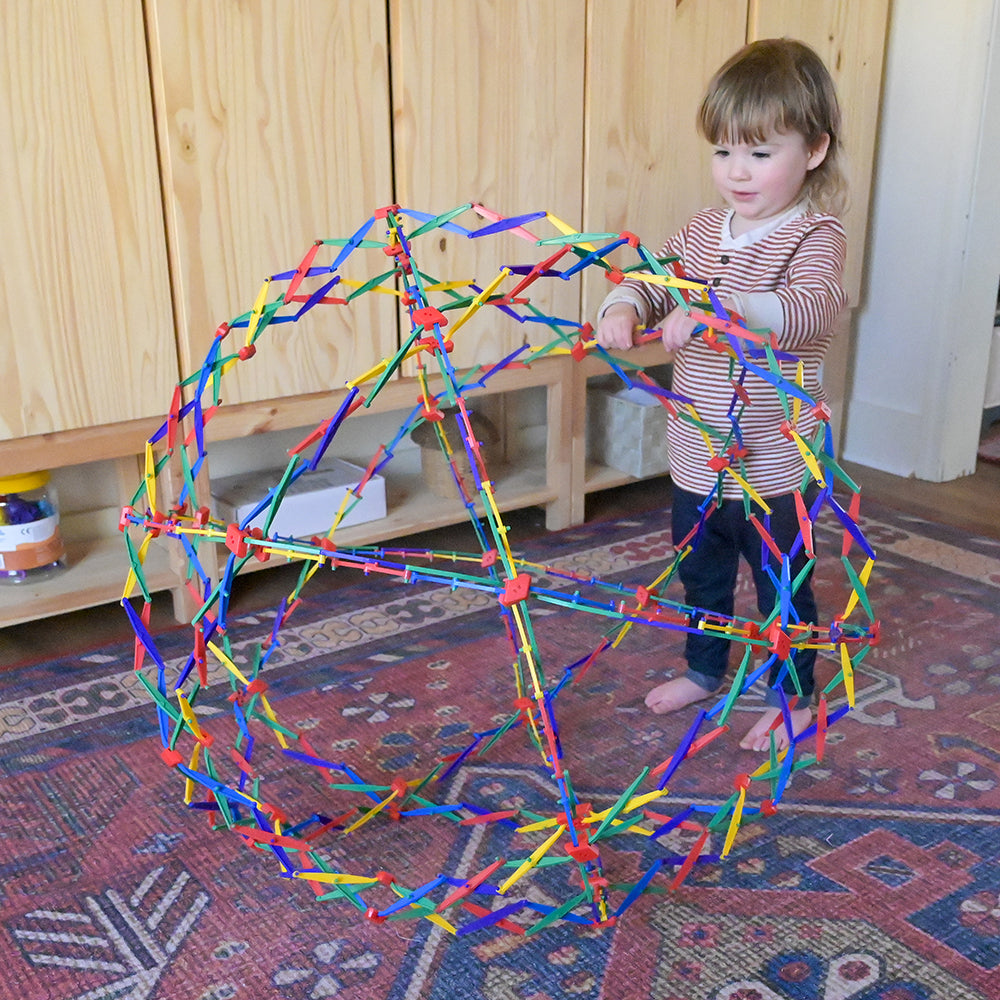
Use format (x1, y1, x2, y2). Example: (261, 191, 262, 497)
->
(1, 499, 999, 1000)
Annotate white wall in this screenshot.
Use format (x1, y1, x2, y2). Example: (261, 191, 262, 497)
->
(844, 0, 1000, 480)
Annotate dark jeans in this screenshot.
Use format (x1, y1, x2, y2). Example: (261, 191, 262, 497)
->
(671, 485, 818, 705)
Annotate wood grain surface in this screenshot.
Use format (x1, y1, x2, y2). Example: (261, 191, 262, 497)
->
(0, 0, 177, 438)
(749, 0, 891, 303)
(148, 0, 397, 405)
(390, 0, 586, 370)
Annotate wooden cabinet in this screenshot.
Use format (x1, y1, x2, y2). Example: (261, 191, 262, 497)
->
(390, 0, 586, 370)
(750, 0, 891, 422)
(146, 0, 398, 404)
(0, 0, 890, 629)
(582, 0, 747, 320)
(0, 0, 177, 439)
(749, 0, 890, 303)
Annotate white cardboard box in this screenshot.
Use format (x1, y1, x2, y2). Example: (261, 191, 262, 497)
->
(587, 384, 670, 478)
(212, 458, 386, 538)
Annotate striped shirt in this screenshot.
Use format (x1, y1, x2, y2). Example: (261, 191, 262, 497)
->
(599, 204, 848, 499)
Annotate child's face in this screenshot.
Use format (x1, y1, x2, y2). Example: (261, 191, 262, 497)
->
(710, 129, 829, 235)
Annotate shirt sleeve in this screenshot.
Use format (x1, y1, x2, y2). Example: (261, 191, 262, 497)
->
(597, 228, 686, 326)
(728, 289, 785, 334)
(766, 218, 848, 349)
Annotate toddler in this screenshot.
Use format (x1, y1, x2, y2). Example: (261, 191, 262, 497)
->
(596, 38, 848, 751)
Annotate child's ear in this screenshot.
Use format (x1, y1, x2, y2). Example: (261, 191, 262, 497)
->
(807, 133, 831, 170)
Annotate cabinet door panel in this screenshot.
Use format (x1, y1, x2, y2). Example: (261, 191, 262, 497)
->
(749, 0, 889, 435)
(0, 0, 177, 439)
(391, 0, 586, 370)
(749, 0, 890, 302)
(583, 0, 747, 321)
(148, 0, 396, 404)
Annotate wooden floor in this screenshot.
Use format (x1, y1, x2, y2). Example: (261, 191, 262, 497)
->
(1, 458, 997, 670)
(840, 457, 1000, 540)
(586, 457, 1000, 540)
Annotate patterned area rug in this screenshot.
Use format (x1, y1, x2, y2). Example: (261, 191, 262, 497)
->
(1, 499, 999, 1000)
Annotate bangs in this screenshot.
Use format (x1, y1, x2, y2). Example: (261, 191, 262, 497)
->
(699, 88, 790, 146)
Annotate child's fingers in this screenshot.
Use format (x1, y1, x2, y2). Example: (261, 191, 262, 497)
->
(597, 315, 636, 350)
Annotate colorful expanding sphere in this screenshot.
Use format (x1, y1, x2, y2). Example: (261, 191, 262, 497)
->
(122, 204, 878, 936)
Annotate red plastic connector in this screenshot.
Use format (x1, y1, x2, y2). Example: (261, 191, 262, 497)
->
(118, 506, 134, 532)
(225, 524, 249, 558)
(412, 306, 448, 331)
(500, 573, 531, 606)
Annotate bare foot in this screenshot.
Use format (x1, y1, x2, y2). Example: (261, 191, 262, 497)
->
(739, 705, 813, 752)
(645, 675, 713, 715)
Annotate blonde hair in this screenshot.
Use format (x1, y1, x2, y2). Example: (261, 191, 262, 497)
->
(698, 38, 848, 217)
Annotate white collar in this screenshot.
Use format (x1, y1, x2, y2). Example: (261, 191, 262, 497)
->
(719, 202, 806, 249)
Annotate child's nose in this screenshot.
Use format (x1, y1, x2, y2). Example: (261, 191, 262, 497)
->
(728, 157, 751, 180)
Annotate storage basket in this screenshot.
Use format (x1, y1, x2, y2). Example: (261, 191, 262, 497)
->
(410, 409, 501, 499)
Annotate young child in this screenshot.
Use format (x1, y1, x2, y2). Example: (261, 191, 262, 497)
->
(596, 38, 848, 752)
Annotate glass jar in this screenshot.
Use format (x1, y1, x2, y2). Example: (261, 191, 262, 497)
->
(0, 471, 67, 582)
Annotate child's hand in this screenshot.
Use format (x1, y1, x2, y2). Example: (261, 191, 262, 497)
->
(595, 303, 640, 351)
(660, 306, 702, 352)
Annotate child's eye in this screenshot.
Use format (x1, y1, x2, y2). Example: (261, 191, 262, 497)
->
(713, 148, 729, 158)
(752, 150, 771, 159)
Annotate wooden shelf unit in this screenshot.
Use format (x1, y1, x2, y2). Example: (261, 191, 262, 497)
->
(0, 537, 174, 629)
(0, 346, 671, 627)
